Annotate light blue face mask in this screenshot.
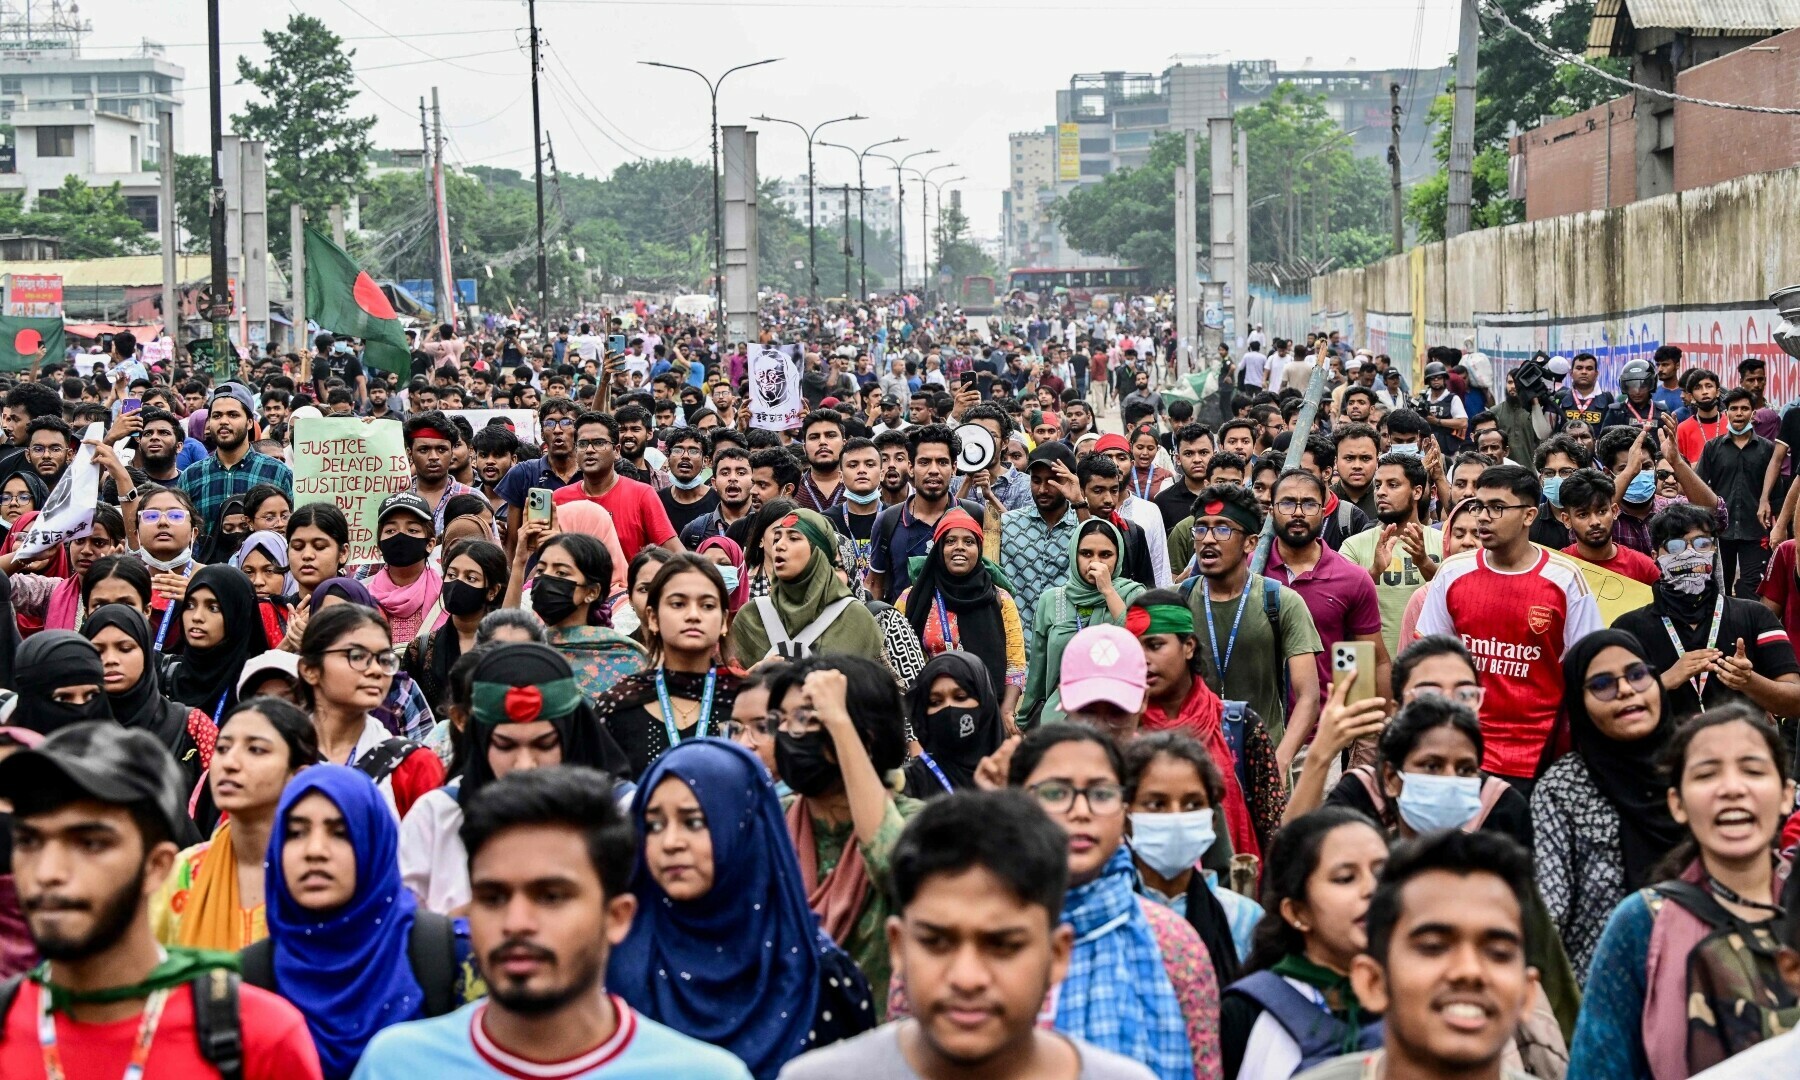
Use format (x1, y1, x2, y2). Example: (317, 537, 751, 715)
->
(1541, 476, 1563, 508)
(671, 467, 711, 491)
(717, 564, 741, 592)
(843, 487, 882, 506)
(1624, 469, 1656, 504)
(1128, 810, 1217, 879)
(1729, 420, 1755, 436)
(1396, 772, 1483, 833)
(1388, 442, 1422, 459)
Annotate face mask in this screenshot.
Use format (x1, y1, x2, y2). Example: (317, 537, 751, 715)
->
(214, 530, 249, 558)
(442, 578, 489, 617)
(717, 565, 741, 592)
(378, 532, 430, 568)
(1657, 548, 1714, 594)
(529, 575, 583, 625)
(776, 729, 841, 797)
(1129, 809, 1217, 880)
(611, 603, 641, 635)
(1623, 469, 1656, 504)
(844, 487, 882, 506)
(1388, 443, 1421, 460)
(672, 468, 711, 491)
(1541, 476, 1563, 508)
(1395, 773, 1483, 833)
(923, 706, 989, 766)
(1729, 420, 1754, 436)
(35, 693, 111, 731)
(136, 546, 193, 573)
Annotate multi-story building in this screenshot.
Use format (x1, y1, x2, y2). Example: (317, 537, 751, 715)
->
(772, 175, 897, 237)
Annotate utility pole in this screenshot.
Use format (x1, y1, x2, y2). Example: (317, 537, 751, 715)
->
(546, 132, 572, 308)
(841, 186, 852, 299)
(431, 87, 456, 329)
(421, 96, 439, 321)
(158, 109, 178, 352)
(752, 113, 864, 306)
(1389, 82, 1405, 254)
(527, 0, 548, 325)
(1446, 0, 1478, 238)
(204, 0, 232, 376)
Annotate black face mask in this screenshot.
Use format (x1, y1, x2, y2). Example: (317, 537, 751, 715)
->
(442, 578, 489, 618)
(922, 706, 989, 770)
(34, 692, 110, 733)
(776, 730, 840, 797)
(529, 575, 583, 625)
(378, 532, 430, 568)
(214, 530, 249, 559)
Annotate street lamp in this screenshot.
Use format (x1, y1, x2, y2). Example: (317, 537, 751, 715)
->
(819, 136, 903, 300)
(903, 162, 958, 287)
(639, 57, 782, 347)
(869, 148, 938, 300)
(752, 112, 865, 305)
(921, 175, 965, 280)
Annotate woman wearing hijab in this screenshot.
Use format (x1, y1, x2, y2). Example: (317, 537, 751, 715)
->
(611, 739, 875, 1079)
(11, 631, 110, 735)
(83, 605, 208, 791)
(1022, 518, 1146, 724)
(726, 508, 884, 667)
(245, 765, 472, 1080)
(900, 651, 1005, 798)
(696, 534, 749, 612)
(311, 576, 438, 741)
(896, 508, 1026, 725)
(401, 539, 507, 718)
(163, 564, 262, 721)
(398, 642, 631, 914)
(1532, 628, 1681, 982)
(232, 530, 296, 600)
(547, 497, 630, 596)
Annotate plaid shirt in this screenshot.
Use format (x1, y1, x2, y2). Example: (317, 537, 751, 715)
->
(406, 477, 480, 533)
(178, 449, 294, 533)
(998, 502, 1079, 631)
(1613, 495, 1729, 555)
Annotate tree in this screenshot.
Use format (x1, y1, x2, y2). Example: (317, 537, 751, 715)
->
(1050, 133, 1208, 283)
(172, 153, 211, 253)
(1236, 83, 1394, 267)
(234, 14, 373, 260)
(932, 204, 997, 282)
(0, 176, 157, 258)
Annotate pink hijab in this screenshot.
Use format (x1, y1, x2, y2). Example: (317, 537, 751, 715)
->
(553, 500, 630, 592)
(697, 535, 749, 611)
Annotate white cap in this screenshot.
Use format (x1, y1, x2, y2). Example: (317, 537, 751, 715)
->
(238, 651, 300, 697)
(1545, 355, 1572, 377)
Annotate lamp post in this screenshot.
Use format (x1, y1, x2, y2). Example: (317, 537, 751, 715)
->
(752, 112, 864, 305)
(869, 148, 938, 300)
(820, 136, 904, 300)
(919, 174, 965, 280)
(639, 57, 782, 348)
(904, 162, 959, 290)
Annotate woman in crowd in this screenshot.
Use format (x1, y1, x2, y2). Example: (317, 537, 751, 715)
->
(163, 564, 263, 721)
(896, 508, 1025, 723)
(232, 530, 294, 601)
(728, 509, 883, 666)
(3, 504, 126, 633)
(1220, 807, 1389, 1079)
(242, 482, 292, 535)
(696, 535, 749, 612)
(611, 738, 875, 1080)
(726, 666, 781, 785)
(899, 651, 1006, 799)
(1008, 722, 1221, 1080)
(399, 642, 628, 913)
(149, 697, 318, 950)
(205, 496, 252, 564)
(83, 605, 209, 793)
(739, 498, 798, 601)
(310, 576, 437, 742)
(366, 495, 443, 648)
(132, 486, 202, 640)
(620, 546, 675, 638)
(594, 554, 739, 780)
(1129, 422, 1175, 501)
(1534, 628, 1679, 982)
(286, 502, 352, 606)
(0, 470, 46, 536)
(245, 764, 471, 1080)
(770, 656, 915, 1007)
(1569, 706, 1795, 1079)
(1024, 519, 1145, 723)
(1132, 590, 1283, 856)
(1125, 731, 1266, 985)
(542, 497, 629, 595)
(507, 523, 646, 699)
(401, 538, 507, 716)
(295, 602, 444, 820)
(82, 554, 152, 618)
(10, 630, 111, 736)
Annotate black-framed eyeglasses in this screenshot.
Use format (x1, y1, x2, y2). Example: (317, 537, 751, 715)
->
(318, 646, 400, 675)
(1274, 498, 1322, 516)
(1192, 524, 1244, 542)
(1027, 780, 1126, 815)
(1584, 662, 1656, 702)
(575, 438, 613, 451)
(542, 417, 577, 430)
(1469, 502, 1530, 519)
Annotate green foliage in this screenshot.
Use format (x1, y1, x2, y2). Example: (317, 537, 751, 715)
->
(172, 153, 211, 253)
(0, 176, 156, 258)
(933, 204, 997, 283)
(1049, 133, 1207, 284)
(233, 14, 374, 259)
(1238, 84, 1397, 267)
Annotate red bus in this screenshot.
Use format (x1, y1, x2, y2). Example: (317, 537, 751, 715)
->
(958, 275, 996, 315)
(1007, 266, 1152, 303)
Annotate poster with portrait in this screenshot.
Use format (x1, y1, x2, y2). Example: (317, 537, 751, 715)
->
(748, 344, 803, 431)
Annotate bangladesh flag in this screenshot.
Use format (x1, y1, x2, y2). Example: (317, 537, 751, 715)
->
(0, 315, 64, 372)
(303, 225, 411, 376)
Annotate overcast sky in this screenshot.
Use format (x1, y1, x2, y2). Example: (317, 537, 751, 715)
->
(75, 0, 1458, 235)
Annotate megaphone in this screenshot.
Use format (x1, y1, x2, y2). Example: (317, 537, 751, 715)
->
(955, 423, 996, 475)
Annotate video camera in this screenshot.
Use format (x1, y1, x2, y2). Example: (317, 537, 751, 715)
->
(1510, 357, 1556, 411)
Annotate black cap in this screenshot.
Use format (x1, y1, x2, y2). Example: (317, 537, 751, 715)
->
(0, 721, 188, 840)
(1027, 441, 1077, 473)
(378, 491, 434, 527)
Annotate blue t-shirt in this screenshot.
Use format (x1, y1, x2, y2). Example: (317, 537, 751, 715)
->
(495, 455, 580, 510)
(1653, 385, 1685, 413)
(867, 498, 984, 595)
(352, 998, 753, 1080)
(177, 436, 210, 470)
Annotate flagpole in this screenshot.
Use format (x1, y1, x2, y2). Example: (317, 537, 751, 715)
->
(205, 0, 232, 379)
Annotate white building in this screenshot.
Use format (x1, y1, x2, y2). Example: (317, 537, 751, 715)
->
(773, 175, 897, 236)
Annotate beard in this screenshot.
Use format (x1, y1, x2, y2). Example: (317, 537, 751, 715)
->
(482, 939, 604, 1017)
(139, 446, 177, 473)
(27, 863, 146, 962)
(1281, 520, 1323, 547)
(1376, 504, 1417, 526)
(214, 427, 247, 452)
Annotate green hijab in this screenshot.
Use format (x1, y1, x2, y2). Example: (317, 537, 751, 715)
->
(1061, 517, 1145, 613)
(729, 507, 878, 664)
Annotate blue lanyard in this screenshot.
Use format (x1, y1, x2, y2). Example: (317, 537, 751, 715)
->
(153, 602, 177, 652)
(1201, 581, 1253, 678)
(933, 594, 958, 649)
(656, 666, 717, 747)
(1132, 468, 1155, 502)
(210, 690, 230, 728)
(916, 751, 955, 793)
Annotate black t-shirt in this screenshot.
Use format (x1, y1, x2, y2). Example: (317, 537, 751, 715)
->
(1154, 480, 1206, 534)
(1530, 513, 1570, 550)
(659, 487, 718, 533)
(1614, 597, 1800, 719)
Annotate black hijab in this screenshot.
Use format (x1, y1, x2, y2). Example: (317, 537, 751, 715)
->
(455, 643, 632, 808)
(902, 651, 1005, 797)
(902, 511, 1007, 693)
(82, 605, 191, 748)
(164, 564, 262, 716)
(0, 569, 23, 690)
(1562, 629, 1683, 889)
(14, 631, 111, 735)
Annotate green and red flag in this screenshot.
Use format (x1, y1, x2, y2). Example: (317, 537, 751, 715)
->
(0, 315, 64, 373)
(303, 225, 411, 376)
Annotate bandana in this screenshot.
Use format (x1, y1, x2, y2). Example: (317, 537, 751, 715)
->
(1126, 602, 1196, 637)
(1093, 433, 1131, 455)
(780, 511, 839, 567)
(1195, 498, 1261, 535)
(471, 676, 583, 725)
(408, 426, 452, 444)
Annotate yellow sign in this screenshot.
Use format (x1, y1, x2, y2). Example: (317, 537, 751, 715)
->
(1058, 123, 1080, 182)
(1564, 553, 1654, 627)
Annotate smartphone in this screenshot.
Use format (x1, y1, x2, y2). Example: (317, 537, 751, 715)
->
(960, 370, 978, 390)
(121, 397, 142, 415)
(1332, 641, 1379, 706)
(608, 334, 628, 354)
(526, 488, 554, 526)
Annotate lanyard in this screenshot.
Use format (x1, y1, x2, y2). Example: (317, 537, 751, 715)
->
(1705, 872, 1785, 916)
(1202, 582, 1254, 680)
(657, 666, 717, 747)
(1132, 467, 1155, 502)
(804, 473, 843, 511)
(1661, 590, 1726, 701)
(916, 751, 955, 793)
(153, 602, 177, 652)
(1625, 400, 1655, 424)
(39, 983, 171, 1080)
(933, 594, 959, 649)
(210, 690, 230, 728)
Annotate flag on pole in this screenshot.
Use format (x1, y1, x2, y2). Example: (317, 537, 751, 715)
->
(0, 315, 64, 372)
(303, 226, 411, 376)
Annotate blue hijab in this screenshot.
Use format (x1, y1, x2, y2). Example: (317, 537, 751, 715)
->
(608, 739, 820, 1080)
(265, 765, 423, 1080)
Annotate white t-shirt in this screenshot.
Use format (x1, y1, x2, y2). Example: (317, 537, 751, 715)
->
(1239, 349, 1268, 387)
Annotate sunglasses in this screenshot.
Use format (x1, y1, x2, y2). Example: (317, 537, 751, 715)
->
(1584, 662, 1656, 702)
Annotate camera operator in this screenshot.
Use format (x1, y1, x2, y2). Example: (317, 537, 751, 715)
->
(1417, 359, 1468, 455)
(1599, 357, 1674, 436)
(1491, 353, 1556, 467)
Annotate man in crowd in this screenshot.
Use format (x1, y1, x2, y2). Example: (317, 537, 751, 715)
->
(867, 425, 982, 601)
(1338, 450, 1443, 661)
(658, 426, 717, 533)
(1555, 351, 1612, 434)
(875, 430, 913, 507)
(794, 409, 847, 513)
(1152, 423, 1215, 533)
(496, 398, 582, 556)
(680, 444, 754, 549)
(402, 411, 478, 532)
(179, 382, 293, 535)
(824, 437, 887, 596)
(553, 411, 679, 561)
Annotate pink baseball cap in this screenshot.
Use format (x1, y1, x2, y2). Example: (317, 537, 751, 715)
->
(1060, 625, 1147, 712)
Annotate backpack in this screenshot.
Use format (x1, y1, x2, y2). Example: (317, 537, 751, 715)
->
(1224, 971, 1384, 1076)
(357, 737, 424, 786)
(0, 966, 245, 1080)
(1180, 574, 1285, 785)
(752, 595, 857, 661)
(239, 909, 460, 1019)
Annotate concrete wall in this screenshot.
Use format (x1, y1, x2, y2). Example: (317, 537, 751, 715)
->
(1311, 165, 1800, 400)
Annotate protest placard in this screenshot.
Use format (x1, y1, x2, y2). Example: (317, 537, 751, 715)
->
(291, 416, 410, 564)
(446, 408, 540, 445)
(10, 422, 100, 558)
(748, 344, 802, 431)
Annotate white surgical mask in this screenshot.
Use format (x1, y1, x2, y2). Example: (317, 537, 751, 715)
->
(1128, 810, 1216, 879)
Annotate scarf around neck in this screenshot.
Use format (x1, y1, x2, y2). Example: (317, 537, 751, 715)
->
(30, 946, 238, 1014)
(1271, 951, 1370, 1053)
(1142, 675, 1259, 859)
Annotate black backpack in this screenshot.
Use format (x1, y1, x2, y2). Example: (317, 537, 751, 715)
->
(239, 909, 460, 1019)
(0, 966, 244, 1080)
(356, 737, 423, 786)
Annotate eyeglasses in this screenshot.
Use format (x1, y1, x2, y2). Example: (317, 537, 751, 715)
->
(139, 508, 189, 525)
(668, 446, 705, 458)
(1584, 662, 1656, 702)
(318, 645, 401, 675)
(25, 445, 65, 457)
(575, 438, 613, 451)
(1405, 685, 1486, 709)
(1539, 468, 1578, 480)
(1469, 502, 1530, 519)
(1662, 536, 1716, 556)
(0, 492, 33, 506)
(772, 707, 821, 736)
(1274, 498, 1322, 516)
(1027, 780, 1125, 815)
(723, 715, 774, 742)
(542, 417, 577, 430)
(1191, 524, 1245, 542)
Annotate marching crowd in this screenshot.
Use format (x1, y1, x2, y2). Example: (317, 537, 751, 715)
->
(3, 302, 1800, 1080)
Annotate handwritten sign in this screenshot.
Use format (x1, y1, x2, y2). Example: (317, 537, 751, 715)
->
(291, 417, 410, 564)
(1562, 551, 1654, 626)
(10, 423, 100, 558)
